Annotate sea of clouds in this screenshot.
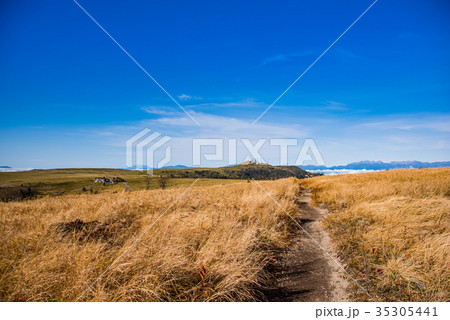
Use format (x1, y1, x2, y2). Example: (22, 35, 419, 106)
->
(307, 169, 382, 175)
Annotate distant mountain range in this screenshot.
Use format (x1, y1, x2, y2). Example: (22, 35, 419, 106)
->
(161, 165, 191, 169)
(300, 161, 450, 171)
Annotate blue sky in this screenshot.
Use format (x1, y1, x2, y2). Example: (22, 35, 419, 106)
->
(0, 0, 449, 168)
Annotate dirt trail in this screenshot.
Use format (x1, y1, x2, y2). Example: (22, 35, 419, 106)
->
(121, 182, 130, 192)
(264, 189, 348, 302)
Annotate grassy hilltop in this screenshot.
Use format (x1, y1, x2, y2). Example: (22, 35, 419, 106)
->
(157, 163, 314, 179)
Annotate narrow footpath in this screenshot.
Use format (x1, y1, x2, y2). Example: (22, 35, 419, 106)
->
(265, 190, 349, 302)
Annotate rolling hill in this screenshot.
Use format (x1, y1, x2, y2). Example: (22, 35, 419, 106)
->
(155, 163, 317, 180)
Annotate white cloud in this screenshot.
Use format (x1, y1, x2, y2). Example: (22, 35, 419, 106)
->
(323, 101, 349, 111)
(186, 98, 266, 110)
(97, 131, 116, 136)
(178, 94, 202, 101)
(357, 114, 450, 133)
(143, 111, 308, 138)
(142, 106, 179, 116)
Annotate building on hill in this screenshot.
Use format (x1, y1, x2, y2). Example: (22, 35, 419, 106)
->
(241, 160, 267, 165)
(94, 177, 125, 184)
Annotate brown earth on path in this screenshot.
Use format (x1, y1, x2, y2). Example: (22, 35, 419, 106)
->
(264, 189, 349, 302)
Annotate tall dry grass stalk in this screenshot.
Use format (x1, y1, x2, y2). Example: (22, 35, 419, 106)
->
(302, 168, 450, 301)
(0, 179, 300, 301)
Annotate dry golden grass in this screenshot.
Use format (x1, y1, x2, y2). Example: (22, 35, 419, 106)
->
(302, 168, 450, 301)
(0, 179, 301, 301)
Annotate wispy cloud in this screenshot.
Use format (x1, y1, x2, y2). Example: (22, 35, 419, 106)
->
(142, 106, 180, 116)
(260, 51, 314, 66)
(178, 94, 202, 101)
(323, 101, 349, 111)
(142, 99, 353, 124)
(357, 114, 450, 133)
(186, 98, 266, 110)
(144, 111, 308, 138)
(97, 131, 117, 136)
(142, 99, 265, 118)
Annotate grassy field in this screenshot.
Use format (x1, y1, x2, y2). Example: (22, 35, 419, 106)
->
(0, 178, 301, 301)
(302, 168, 450, 301)
(1, 167, 448, 302)
(0, 168, 243, 196)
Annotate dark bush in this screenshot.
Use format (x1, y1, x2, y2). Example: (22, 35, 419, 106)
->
(0, 186, 39, 202)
